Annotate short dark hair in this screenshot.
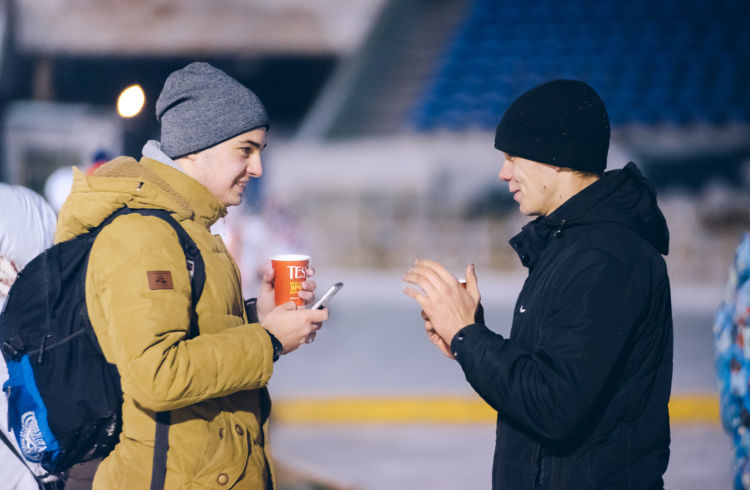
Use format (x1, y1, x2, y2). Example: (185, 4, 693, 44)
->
(570, 168, 604, 179)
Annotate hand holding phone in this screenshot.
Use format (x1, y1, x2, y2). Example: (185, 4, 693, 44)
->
(311, 282, 343, 310)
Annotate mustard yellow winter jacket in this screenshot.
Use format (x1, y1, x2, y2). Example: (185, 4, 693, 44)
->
(55, 157, 276, 489)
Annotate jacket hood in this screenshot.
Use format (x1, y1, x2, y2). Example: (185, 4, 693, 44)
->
(511, 162, 669, 267)
(55, 156, 226, 242)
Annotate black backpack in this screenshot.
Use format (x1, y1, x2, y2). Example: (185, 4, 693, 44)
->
(0, 207, 205, 488)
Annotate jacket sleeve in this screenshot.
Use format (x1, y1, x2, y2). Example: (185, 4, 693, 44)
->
(451, 249, 654, 441)
(86, 214, 274, 412)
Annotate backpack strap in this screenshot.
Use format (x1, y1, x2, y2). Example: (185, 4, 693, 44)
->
(99, 207, 205, 490)
(100, 207, 205, 337)
(150, 411, 171, 490)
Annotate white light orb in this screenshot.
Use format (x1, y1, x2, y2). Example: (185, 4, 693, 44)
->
(117, 84, 145, 118)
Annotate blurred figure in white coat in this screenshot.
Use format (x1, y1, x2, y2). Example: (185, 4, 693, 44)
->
(0, 183, 61, 489)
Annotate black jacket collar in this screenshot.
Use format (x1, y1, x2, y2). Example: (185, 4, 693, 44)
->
(509, 162, 670, 269)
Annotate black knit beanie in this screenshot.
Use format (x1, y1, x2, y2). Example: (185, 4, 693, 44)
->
(494, 79, 610, 172)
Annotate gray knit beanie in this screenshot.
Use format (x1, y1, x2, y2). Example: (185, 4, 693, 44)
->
(155, 62, 270, 158)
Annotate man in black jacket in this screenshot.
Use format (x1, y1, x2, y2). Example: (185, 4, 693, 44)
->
(403, 79, 673, 489)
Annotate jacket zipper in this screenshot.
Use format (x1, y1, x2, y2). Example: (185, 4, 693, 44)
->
(533, 445, 543, 489)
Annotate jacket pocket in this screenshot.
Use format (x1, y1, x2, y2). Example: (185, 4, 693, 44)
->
(191, 417, 250, 489)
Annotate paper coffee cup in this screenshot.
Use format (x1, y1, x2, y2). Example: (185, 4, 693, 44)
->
(271, 254, 310, 306)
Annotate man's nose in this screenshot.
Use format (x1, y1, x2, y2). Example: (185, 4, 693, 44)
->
(247, 157, 263, 177)
(499, 160, 512, 181)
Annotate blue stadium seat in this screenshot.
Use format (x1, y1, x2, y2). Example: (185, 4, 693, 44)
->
(411, 0, 750, 129)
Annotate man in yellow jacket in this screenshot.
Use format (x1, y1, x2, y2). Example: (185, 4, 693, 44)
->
(55, 62, 328, 489)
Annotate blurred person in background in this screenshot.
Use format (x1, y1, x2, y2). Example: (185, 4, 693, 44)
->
(715, 236, 750, 489)
(44, 167, 73, 213)
(404, 80, 673, 489)
(43, 150, 113, 214)
(85, 149, 113, 177)
(55, 62, 327, 489)
(0, 183, 61, 489)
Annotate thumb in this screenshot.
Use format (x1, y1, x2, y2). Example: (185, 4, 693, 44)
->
(310, 307, 329, 323)
(261, 264, 275, 292)
(275, 300, 297, 312)
(465, 263, 481, 303)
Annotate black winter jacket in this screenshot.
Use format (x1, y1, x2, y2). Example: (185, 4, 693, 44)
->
(452, 163, 673, 489)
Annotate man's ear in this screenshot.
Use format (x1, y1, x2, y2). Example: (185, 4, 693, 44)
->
(174, 153, 197, 174)
(175, 153, 197, 167)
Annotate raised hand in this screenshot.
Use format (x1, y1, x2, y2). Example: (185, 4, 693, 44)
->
(403, 261, 480, 352)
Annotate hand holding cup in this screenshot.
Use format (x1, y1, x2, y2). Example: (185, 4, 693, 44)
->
(258, 254, 327, 355)
(256, 254, 316, 324)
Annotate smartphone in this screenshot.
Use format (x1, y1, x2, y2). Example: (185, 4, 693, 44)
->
(311, 282, 343, 310)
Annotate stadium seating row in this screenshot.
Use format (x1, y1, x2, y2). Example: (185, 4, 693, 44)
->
(412, 0, 750, 129)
